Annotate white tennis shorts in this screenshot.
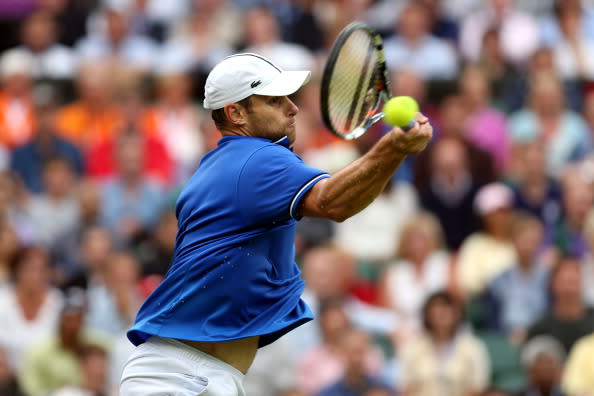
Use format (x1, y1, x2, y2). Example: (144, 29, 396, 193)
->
(120, 337, 246, 396)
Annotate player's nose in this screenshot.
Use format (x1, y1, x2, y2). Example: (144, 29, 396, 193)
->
(286, 97, 298, 116)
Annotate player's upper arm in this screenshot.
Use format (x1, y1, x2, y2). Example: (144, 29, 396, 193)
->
(237, 145, 329, 224)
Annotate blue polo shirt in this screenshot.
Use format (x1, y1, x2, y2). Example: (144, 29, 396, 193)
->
(128, 135, 330, 347)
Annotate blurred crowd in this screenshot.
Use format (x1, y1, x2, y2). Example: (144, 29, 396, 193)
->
(1, 0, 594, 395)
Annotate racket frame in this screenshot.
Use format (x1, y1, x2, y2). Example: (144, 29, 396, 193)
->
(321, 22, 393, 140)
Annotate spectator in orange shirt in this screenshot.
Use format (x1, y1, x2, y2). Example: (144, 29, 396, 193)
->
(54, 62, 124, 152)
(0, 49, 36, 149)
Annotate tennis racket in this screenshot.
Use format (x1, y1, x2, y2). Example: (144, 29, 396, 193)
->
(320, 22, 416, 140)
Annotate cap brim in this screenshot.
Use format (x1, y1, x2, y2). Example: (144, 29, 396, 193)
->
(254, 70, 311, 97)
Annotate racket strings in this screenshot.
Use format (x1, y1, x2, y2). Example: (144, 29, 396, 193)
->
(327, 30, 380, 135)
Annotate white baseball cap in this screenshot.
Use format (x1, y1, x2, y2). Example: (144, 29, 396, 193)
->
(474, 182, 513, 216)
(203, 53, 311, 110)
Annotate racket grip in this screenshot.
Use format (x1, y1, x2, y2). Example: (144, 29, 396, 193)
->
(401, 120, 417, 132)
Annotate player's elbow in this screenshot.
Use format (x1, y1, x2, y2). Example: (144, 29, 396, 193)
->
(324, 208, 350, 223)
(300, 198, 351, 222)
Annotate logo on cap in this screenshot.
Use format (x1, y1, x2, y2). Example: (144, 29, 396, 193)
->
(251, 80, 262, 88)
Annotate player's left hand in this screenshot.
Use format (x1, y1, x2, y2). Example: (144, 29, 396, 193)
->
(389, 113, 433, 155)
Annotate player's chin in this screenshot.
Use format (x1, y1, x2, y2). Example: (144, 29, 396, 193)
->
(285, 124, 297, 141)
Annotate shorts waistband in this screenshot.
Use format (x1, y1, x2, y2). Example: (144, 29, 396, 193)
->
(145, 336, 245, 381)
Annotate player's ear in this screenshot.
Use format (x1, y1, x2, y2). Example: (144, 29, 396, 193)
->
(224, 103, 247, 126)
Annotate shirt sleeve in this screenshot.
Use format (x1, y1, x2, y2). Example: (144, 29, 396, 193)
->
(236, 145, 329, 224)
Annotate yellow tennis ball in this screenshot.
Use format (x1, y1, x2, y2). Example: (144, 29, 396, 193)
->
(382, 96, 419, 127)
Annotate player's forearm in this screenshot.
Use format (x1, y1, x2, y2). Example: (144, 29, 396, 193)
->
(304, 132, 407, 221)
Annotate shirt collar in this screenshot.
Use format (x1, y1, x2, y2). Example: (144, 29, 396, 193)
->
(272, 136, 291, 148)
(218, 135, 293, 150)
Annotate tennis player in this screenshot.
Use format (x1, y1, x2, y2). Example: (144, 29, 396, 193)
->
(120, 53, 432, 396)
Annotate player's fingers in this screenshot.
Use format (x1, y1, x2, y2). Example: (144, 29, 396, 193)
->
(415, 112, 429, 124)
(419, 121, 433, 141)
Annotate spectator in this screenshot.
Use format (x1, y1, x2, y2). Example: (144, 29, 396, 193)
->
(417, 0, 459, 42)
(54, 62, 125, 152)
(0, 49, 36, 148)
(581, 208, 594, 306)
(13, 10, 76, 80)
(99, 133, 165, 245)
(561, 331, 594, 395)
(316, 329, 395, 396)
(50, 345, 109, 396)
(539, 0, 594, 47)
(0, 246, 63, 370)
(583, 90, 594, 135)
(508, 71, 591, 179)
(36, 0, 94, 47)
(103, 0, 170, 43)
(243, 330, 299, 396)
(415, 95, 497, 193)
(383, 2, 459, 80)
(139, 71, 205, 182)
(417, 135, 482, 250)
(86, 251, 142, 336)
(299, 306, 352, 395)
(86, 89, 178, 186)
(475, 28, 519, 110)
(330, 126, 418, 263)
(159, 8, 233, 81)
(517, 336, 566, 396)
(75, 180, 101, 229)
(546, 169, 594, 261)
(184, 0, 242, 50)
(332, 177, 419, 263)
(19, 288, 110, 396)
(378, 212, 452, 335)
(362, 386, 396, 396)
(284, 245, 355, 357)
(273, 0, 325, 52)
(27, 157, 79, 251)
(75, 6, 158, 73)
(0, 172, 36, 245)
(296, 298, 384, 395)
(551, 0, 594, 81)
(66, 226, 113, 290)
(51, 179, 103, 286)
(242, 6, 315, 71)
(296, 298, 383, 394)
(504, 46, 582, 114)
(390, 68, 437, 122)
(460, 0, 540, 66)
(527, 257, 594, 353)
(276, 390, 307, 396)
(456, 183, 517, 298)
(131, 209, 176, 277)
(0, 346, 24, 396)
(459, 64, 511, 172)
(10, 85, 83, 194)
(483, 212, 550, 344)
(0, 223, 19, 285)
(509, 141, 562, 234)
(399, 291, 491, 396)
